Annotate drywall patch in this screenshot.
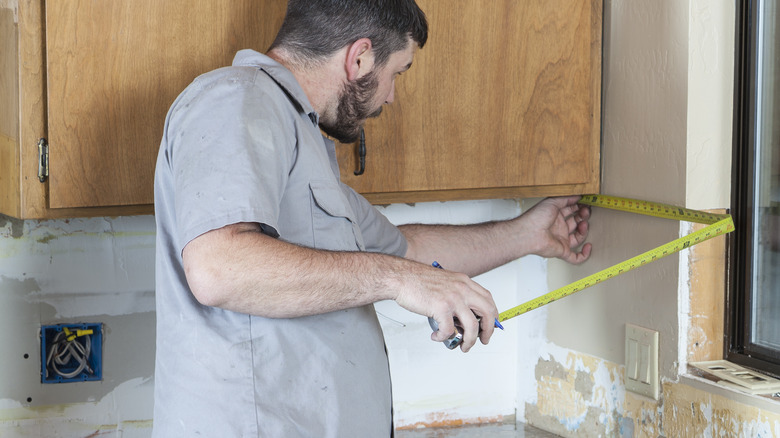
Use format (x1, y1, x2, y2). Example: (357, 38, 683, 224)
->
(535, 356, 569, 382)
(527, 351, 668, 436)
(620, 379, 666, 437)
(526, 403, 605, 436)
(575, 370, 594, 400)
(527, 352, 625, 435)
(0, 275, 39, 294)
(29, 290, 155, 319)
(618, 415, 635, 437)
(0, 214, 24, 239)
(35, 233, 57, 245)
(0, 377, 154, 436)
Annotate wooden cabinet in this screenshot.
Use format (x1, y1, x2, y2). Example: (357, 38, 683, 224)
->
(1, 0, 286, 219)
(337, 0, 602, 204)
(1, 0, 600, 219)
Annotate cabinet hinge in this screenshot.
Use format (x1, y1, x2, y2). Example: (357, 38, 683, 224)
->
(37, 138, 49, 183)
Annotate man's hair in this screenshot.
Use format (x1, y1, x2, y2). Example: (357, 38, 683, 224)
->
(269, 0, 428, 69)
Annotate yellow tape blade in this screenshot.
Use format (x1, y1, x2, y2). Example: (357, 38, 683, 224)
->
(578, 194, 730, 225)
(498, 195, 734, 322)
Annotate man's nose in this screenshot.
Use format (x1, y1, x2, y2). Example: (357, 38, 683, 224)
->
(385, 83, 395, 104)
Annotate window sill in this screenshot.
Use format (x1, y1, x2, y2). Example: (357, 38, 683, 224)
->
(681, 368, 780, 414)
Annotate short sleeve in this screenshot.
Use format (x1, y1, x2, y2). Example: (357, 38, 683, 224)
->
(163, 67, 296, 251)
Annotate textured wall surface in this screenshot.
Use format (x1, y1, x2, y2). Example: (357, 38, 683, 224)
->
(548, 0, 689, 381)
(0, 215, 156, 437)
(0, 199, 537, 436)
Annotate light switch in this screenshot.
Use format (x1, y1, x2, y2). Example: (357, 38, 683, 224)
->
(639, 343, 651, 383)
(625, 324, 659, 399)
(627, 338, 639, 380)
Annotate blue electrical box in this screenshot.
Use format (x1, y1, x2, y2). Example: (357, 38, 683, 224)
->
(40, 323, 103, 384)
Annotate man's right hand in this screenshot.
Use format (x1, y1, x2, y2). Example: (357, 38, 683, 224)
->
(391, 264, 498, 352)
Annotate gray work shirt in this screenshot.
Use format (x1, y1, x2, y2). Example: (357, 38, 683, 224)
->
(153, 49, 407, 437)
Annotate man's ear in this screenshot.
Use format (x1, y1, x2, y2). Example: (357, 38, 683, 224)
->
(345, 38, 375, 81)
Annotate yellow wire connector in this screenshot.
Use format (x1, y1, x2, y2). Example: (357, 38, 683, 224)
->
(63, 327, 94, 342)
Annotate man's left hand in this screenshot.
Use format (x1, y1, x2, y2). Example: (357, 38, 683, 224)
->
(519, 196, 592, 264)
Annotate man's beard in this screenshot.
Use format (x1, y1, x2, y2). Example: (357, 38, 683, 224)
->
(321, 70, 382, 143)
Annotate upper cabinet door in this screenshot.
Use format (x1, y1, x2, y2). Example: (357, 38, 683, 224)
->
(336, 0, 602, 203)
(4, 0, 599, 218)
(44, 0, 285, 209)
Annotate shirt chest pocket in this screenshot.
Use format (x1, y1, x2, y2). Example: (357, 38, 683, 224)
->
(309, 181, 365, 251)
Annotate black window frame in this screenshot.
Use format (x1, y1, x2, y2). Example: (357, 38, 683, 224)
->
(727, 0, 780, 376)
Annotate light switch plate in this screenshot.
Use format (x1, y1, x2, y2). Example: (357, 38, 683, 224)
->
(625, 324, 659, 399)
(691, 360, 780, 394)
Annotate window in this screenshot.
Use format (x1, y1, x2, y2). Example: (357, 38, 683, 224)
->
(729, 0, 780, 375)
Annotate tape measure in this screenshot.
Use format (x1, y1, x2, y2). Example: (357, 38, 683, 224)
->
(497, 194, 735, 322)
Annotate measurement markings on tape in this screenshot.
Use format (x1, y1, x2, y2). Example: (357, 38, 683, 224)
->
(497, 194, 735, 323)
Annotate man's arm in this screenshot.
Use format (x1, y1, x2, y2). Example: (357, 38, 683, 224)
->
(182, 222, 499, 351)
(400, 196, 592, 276)
(182, 196, 590, 352)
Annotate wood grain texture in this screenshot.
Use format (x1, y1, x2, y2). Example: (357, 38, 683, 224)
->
(0, 6, 20, 217)
(16, 0, 163, 218)
(337, 0, 602, 201)
(44, 0, 285, 209)
(18, 0, 47, 218)
(687, 211, 729, 363)
(8, 0, 601, 218)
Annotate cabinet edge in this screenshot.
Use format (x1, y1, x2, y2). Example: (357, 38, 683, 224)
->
(362, 183, 602, 205)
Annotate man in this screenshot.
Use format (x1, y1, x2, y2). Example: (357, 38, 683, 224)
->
(153, 0, 592, 436)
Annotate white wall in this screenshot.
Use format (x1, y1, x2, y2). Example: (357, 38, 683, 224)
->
(377, 199, 548, 428)
(0, 198, 545, 435)
(686, 0, 734, 211)
(0, 215, 156, 437)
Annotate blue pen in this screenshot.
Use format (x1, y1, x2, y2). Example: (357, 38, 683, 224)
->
(432, 261, 504, 330)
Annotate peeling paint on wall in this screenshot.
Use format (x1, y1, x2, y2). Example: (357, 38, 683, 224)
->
(523, 346, 780, 437)
(526, 351, 625, 436)
(0, 214, 23, 238)
(662, 382, 780, 438)
(395, 412, 508, 430)
(0, 378, 154, 437)
(623, 390, 664, 437)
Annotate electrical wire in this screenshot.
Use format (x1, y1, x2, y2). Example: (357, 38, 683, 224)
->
(45, 330, 94, 380)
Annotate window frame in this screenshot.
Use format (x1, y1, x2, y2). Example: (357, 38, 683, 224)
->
(727, 0, 780, 376)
